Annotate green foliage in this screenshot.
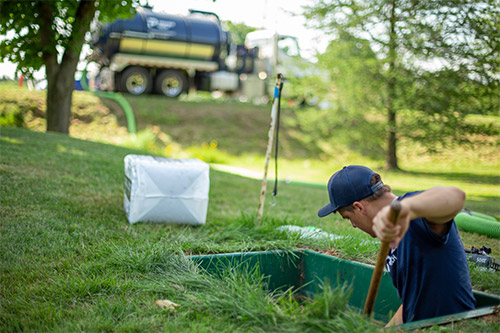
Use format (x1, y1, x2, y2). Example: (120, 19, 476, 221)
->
(0, 0, 142, 133)
(222, 20, 258, 45)
(0, 103, 24, 127)
(282, 72, 329, 107)
(296, 31, 387, 157)
(185, 141, 232, 164)
(286, 106, 386, 159)
(396, 66, 500, 151)
(0, 0, 139, 77)
(303, 0, 499, 163)
(398, 2, 499, 90)
(0, 82, 44, 128)
(318, 31, 384, 110)
(0, 82, 135, 141)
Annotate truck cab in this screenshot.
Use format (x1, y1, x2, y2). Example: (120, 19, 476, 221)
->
(242, 30, 303, 102)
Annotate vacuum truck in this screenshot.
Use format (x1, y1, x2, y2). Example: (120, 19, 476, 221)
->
(88, 6, 301, 100)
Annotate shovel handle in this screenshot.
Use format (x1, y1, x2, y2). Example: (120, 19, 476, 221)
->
(363, 199, 402, 316)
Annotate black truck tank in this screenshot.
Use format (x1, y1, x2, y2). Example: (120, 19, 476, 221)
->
(92, 7, 228, 64)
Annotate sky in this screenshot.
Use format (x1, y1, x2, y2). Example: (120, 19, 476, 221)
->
(0, 0, 328, 79)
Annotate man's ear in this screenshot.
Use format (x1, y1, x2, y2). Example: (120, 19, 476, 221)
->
(353, 201, 366, 214)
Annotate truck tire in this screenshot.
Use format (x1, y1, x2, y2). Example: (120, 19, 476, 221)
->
(120, 67, 152, 95)
(155, 70, 188, 98)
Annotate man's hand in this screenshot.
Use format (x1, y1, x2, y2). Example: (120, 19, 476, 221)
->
(372, 201, 411, 249)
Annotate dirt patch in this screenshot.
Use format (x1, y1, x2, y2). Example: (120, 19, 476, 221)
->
(294, 245, 343, 258)
(479, 306, 500, 325)
(317, 248, 342, 257)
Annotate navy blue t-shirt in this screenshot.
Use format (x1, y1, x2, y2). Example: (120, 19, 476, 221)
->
(385, 192, 476, 323)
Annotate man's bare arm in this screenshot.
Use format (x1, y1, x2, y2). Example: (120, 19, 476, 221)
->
(386, 304, 403, 327)
(404, 186, 466, 224)
(373, 186, 465, 247)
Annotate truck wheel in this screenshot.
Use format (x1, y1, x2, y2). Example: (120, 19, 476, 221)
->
(155, 70, 188, 98)
(120, 67, 152, 95)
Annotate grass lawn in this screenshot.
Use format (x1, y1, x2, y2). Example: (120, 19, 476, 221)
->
(0, 127, 381, 331)
(1, 83, 499, 331)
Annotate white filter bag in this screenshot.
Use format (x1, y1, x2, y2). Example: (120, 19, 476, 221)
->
(124, 155, 209, 225)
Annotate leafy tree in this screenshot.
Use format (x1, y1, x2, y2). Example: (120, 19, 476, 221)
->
(315, 30, 386, 157)
(304, 0, 499, 169)
(318, 31, 383, 112)
(0, 0, 140, 134)
(222, 21, 258, 45)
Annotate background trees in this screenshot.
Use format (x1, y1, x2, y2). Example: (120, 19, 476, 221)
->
(223, 21, 257, 45)
(304, 0, 499, 168)
(1, 0, 497, 166)
(0, 0, 139, 134)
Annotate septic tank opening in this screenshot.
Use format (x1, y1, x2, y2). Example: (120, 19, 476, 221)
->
(188, 250, 500, 329)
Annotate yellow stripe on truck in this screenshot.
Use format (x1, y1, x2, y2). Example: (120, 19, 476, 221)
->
(119, 37, 215, 60)
(119, 38, 145, 53)
(145, 40, 188, 56)
(188, 44, 215, 59)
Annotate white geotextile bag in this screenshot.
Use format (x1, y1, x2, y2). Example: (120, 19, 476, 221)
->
(124, 155, 209, 225)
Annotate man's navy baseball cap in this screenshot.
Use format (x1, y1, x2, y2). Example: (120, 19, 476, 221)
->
(317, 165, 384, 217)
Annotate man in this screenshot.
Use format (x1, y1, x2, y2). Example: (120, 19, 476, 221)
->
(317, 165, 475, 325)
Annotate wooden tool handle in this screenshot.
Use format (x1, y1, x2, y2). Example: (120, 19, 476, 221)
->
(363, 199, 402, 316)
(257, 74, 283, 222)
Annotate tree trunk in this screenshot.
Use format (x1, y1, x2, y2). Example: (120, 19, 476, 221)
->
(385, 0, 399, 169)
(46, 69, 76, 134)
(386, 108, 398, 169)
(39, 0, 97, 134)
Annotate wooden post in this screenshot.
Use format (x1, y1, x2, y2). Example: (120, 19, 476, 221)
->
(257, 74, 282, 222)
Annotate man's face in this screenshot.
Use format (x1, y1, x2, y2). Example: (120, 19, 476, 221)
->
(339, 205, 376, 238)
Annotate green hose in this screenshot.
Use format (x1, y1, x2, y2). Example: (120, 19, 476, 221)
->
(455, 211, 499, 238)
(461, 210, 498, 222)
(80, 69, 136, 134)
